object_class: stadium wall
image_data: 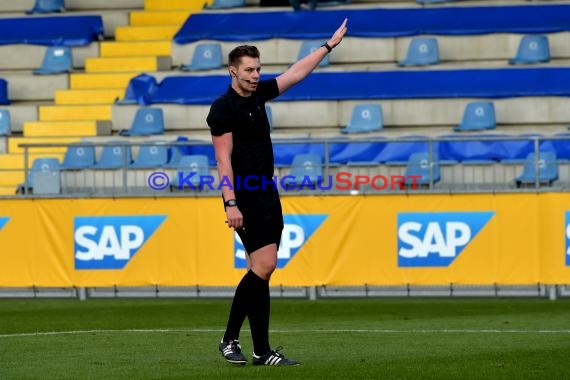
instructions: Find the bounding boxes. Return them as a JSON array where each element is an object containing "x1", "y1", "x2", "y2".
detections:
[{"x1": 1, "y1": 194, "x2": 569, "y2": 288}]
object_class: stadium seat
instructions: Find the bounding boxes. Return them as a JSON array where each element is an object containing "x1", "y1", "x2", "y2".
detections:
[
  {"x1": 93, "y1": 144, "x2": 132, "y2": 169},
  {"x1": 166, "y1": 136, "x2": 192, "y2": 168},
  {"x1": 341, "y1": 104, "x2": 383, "y2": 134},
  {"x1": 399, "y1": 37, "x2": 440, "y2": 67},
  {"x1": 33, "y1": 46, "x2": 72, "y2": 75},
  {"x1": 19, "y1": 157, "x2": 60, "y2": 194},
  {"x1": 130, "y1": 144, "x2": 168, "y2": 168},
  {"x1": 171, "y1": 155, "x2": 209, "y2": 190},
  {"x1": 117, "y1": 74, "x2": 159, "y2": 105},
  {"x1": 61, "y1": 144, "x2": 95, "y2": 169},
  {"x1": 0, "y1": 109, "x2": 11, "y2": 136},
  {"x1": 298, "y1": 41, "x2": 330, "y2": 67},
  {"x1": 31, "y1": 159, "x2": 61, "y2": 194},
  {"x1": 284, "y1": 153, "x2": 323, "y2": 189},
  {"x1": 207, "y1": 0, "x2": 246, "y2": 9},
  {"x1": 26, "y1": 0, "x2": 65, "y2": 14},
  {"x1": 509, "y1": 35, "x2": 551, "y2": 65},
  {"x1": 404, "y1": 152, "x2": 440, "y2": 186},
  {"x1": 120, "y1": 108, "x2": 164, "y2": 136},
  {"x1": 180, "y1": 43, "x2": 223, "y2": 71},
  {"x1": 454, "y1": 102, "x2": 496, "y2": 132},
  {"x1": 515, "y1": 151, "x2": 558, "y2": 187}
]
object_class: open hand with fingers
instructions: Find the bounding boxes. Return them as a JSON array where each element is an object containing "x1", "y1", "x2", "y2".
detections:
[{"x1": 327, "y1": 18, "x2": 348, "y2": 49}]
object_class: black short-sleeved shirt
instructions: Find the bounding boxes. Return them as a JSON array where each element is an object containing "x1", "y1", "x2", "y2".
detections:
[
  {"x1": 207, "y1": 79, "x2": 283, "y2": 253},
  {"x1": 207, "y1": 79, "x2": 280, "y2": 198}
]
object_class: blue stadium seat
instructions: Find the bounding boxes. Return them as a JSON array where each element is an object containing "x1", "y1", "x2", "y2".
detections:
[
  {"x1": 341, "y1": 104, "x2": 383, "y2": 134},
  {"x1": 93, "y1": 145, "x2": 132, "y2": 169},
  {"x1": 399, "y1": 37, "x2": 440, "y2": 67},
  {"x1": 33, "y1": 46, "x2": 72, "y2": 75},
  {"x1": 0, "y1": 109, "x2": 11, "y2": 136},
  {"x1": 120, "y1": 108, "x2": 164, "y2": 136},
  {"x1": 454, "y1": 102, "x2": 496, "y2": 132},
  {"x1": 61, "y1": 144, "x2": 95, "y2": 169},
  {"x1": 515, "y1": 151, "x2": 558, "y2": 186},
  {"x1": 130, "y1": 144, "x2": 168, "y2": 168},
  {"x1": 180, "y1": 43, "x2": 223, "y2": 71},
  {"x1": 166, "y1": 136, "x2": 192, "y2": 168},
  {"x1": 284, "y1": 153, "x2": 323, "y2": 189},
  {"x1": 19, "y1": 157, "x2": 60, "y2": 194},
  {"x1": 171, "y1": 155, "x2": 210, "y2": 190},
  {"x1": 509, "y1": 35, "x2": 550, "y2": 65},
  {"x1": 31, "y1": 158, "x2": 61, "y2": 194},
  {"x1": 265, "y1": 105, "x2": 273, "y2": 132},
  {"x1": 298, "y1": 41, "x2": 330, "y2": 67},
  {"x1": 26, "y1": 0, "x2": 65, "y2": 14},
  {"x1": 404, "y1": 152, "x2": 440, "y2": 186},
  {"x1": 207, "y1": 0, "x2": 246, "y2": 9}
]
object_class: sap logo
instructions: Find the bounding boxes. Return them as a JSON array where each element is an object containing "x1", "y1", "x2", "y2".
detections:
[
  {"x1": 235, "y1": 214, "x2": 327, "y2": 269},
  {"x1": 0, "y1": 217, "x2": 8, "y2": 231},
  {"x1": 398, "y1": 212, "x2": 494, "y2": 267},
  {"x1": 565, "y1": 211, "x2": 570, "y2": 267},
  {"x1": 74, "y1": 215, "x2": 166, "y2": 270}
]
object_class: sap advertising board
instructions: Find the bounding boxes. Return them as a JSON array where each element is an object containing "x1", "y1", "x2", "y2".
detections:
[
  {"x1": 69, "y1": 210, "x2": 570, "y2": 272},
  {"x1": 397, "y1": 212, "x2": 495, "y2": 267},
  {"x1": 74, "y1": 215, "x2": 166, "y2": 270}
]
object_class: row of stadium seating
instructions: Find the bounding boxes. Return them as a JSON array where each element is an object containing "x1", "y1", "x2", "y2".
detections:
[
  {"x1": 0, "y1": 100, "x2": 533, "y2": 137},
  {"x1": 16, "y1": 147, "x2": 561, "y2": 195},
  {"x1": 177, "y1": 34, "x2": 556, "y2": 71}
]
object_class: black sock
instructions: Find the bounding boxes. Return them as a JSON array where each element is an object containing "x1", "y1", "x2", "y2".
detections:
[
  {"x1": 248, "y1": 271, "x2": 271, "y2": 356},
  {"x1": 223, "y1": 270, "x2": 255, "y2": 342}
]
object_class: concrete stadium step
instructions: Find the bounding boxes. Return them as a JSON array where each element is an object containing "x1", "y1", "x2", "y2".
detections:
[
  {"x1": 144, "y1": 0, "x2": 209, "y2": 11},
  {"x1": 130, "y1": 10, "x2": 192, "y2": 26},
  {"x1": 39, "y1": 105, "x2": 112, "y2": 122},
  {"x1": 23, "y1": 121, "x2": 112, "y2": 137},
  {"x1": 8, "y1": 137, "x2": 81, "y2": 154},
  {"x1": 66, "y1": 0, "x2": 146, "y2": 10},
  {"x1": 55, "y1": 89, "x2": 124, "y2": 105},
  {"x1": 115, "y1": 25, "x2": 180, "y2": 41},
  {"x1": 70, "y1": 73, "x2": 139, "y2": 89},
  {"x1": 84, "y1": 56, "x2": 172, "y2": 73},
  {"x1": 100, "y1": 41, "x2": 172, "y2": 58},
  {"x1": 0, "y1": 153, "x2": 65, "y2": 169},
  {"x1": 3, "y1": 72, "x2": 67, "y2": 102},
  {"x1": 0, "y1": 44, "x2": 98, "y2": 70}
]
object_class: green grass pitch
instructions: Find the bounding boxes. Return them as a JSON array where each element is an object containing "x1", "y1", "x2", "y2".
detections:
[{"x1": 1, "y1": 298, "x2": 569, "y2": 379}]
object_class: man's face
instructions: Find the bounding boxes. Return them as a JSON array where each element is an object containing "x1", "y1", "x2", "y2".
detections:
[{"x1": 232, "y1": 56, "x2": 261, "y2": 93}]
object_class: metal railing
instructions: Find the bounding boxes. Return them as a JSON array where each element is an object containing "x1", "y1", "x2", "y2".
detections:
[{"x1": 1, "y1": 135, "x2": 568, "y2": 197}]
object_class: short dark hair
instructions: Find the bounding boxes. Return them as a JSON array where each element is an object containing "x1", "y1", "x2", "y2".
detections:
[{"x1": 228, "y1": 45, "x2": 260, "y2": 67}]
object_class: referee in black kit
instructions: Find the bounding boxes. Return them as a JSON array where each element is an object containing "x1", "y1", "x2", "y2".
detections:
[{"x1": 207, "y1": 19, "x2": 348, "y2": 366}]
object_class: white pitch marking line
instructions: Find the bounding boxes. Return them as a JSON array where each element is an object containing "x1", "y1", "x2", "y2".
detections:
[{"x1": 1, "y1": 328, "x2": 570, "y2": 339}]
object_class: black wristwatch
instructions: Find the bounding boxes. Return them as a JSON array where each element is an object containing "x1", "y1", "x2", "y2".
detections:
[
  {"x1": 321, "y1": 42, "x2": 333, "y2": 53},
  {"x1": 224, "y1": 199, "x2": 237, "y2": 208}
]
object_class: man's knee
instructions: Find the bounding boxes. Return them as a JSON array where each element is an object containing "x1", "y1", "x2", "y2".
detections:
[
  {"x1": 250, "y1": 244, "x2": 278, "y2": 279},
  {"x1": 252, "y1": 256, "x2": 276, "y2": 279}
]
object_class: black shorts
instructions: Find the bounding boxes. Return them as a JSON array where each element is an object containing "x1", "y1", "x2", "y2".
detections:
[{"x1": 234, "y1": 190, "x2": 284, "y2": 254}]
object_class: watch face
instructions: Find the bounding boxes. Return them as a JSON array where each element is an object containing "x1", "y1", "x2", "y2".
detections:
[{"x1": 226, "y1": 199, "x2": 237, "y2": 207}]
